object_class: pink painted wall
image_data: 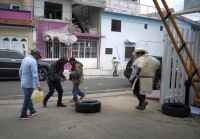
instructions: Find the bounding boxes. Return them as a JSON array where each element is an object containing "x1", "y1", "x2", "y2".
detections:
[
  {"x1": 0, "y1": 9, "x2": 31, "y2": 19},
  {"x1": 37, "y1": 20, "x2": 71, "y2": 69},
  {"x1": 37, "y1": 20, "x2": 101, "y2": 69}
]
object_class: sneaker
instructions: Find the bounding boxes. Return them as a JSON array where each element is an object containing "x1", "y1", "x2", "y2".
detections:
[
  {"x1": 69, "y1": 99, "x2": 76, "y2": 103},
  {"x1": 43, "y1": 100, "x2": 47, "y2": 107},
  {"x1": 79, "y1": 94, "x2": 86, "y2": 101},
  {"x1": 56, "y1": 103, "x2": 66, "y2": 107},
  {"x1": 19, "y1": 115, "x2": 31, "y2": 120},
  {"x1": 30, "y1": 110, "x2": 38, "y2": 116},
  {"x1": 140, "y1": 100, "x2": 148, "y2": 110}
]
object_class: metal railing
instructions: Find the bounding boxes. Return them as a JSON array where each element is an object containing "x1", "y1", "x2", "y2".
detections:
[
  {"x1": 71, "y1": 0, "x2": 106, "y2": 8},
  {"x1": 105, "y1": 0, "x2": 164, "y2": 19}
]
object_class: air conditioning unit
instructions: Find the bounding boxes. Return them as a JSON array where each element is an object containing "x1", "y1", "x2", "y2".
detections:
[{"x1": 10, "y1": 4, "x2": 21, "y2": 10}]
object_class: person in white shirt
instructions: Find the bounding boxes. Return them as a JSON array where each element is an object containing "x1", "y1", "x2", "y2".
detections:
[{"x1": 111, "y1": 56, "x2": 120, "y2": 76}]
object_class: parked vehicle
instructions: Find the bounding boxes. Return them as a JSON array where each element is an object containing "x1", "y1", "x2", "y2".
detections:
[
  {"x1": 124, "y1": 55, "x2": 162, "y2": 90},
  {"x1": 0, "y1": 49, "x2": 50, "y2": 81}
]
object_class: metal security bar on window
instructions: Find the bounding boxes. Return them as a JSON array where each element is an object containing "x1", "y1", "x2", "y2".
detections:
[
  {"x1": 79, "y1": 40, "x2": 84, "y2": 58},
  {"x1": 85, "y1": 48, "x2": 91, "y2": 58},
  {"x1": 105, "y1": 48, "x2": 113, "y2": 54},
  {"x1": 54, "y1": 42, "x2": 60, "y2": 58},
  {"x1": 46, "y1": 42, "x2": 52, "y2": 58},
  {"x1": 91, "y1": 41, "x2": 97, "y2": 58},
  {"x1": 85, "y1": 40, "x2": 91, "y2": 58},
  {"x1": 60, "y1": 43, "x2": 68, "y2": 57},
  {"x1": 125, "y1": 47, "x2": 135, "y2": 58},
  {"x1": 72, "y1": 42, "x2": 79, "y2": 58}
]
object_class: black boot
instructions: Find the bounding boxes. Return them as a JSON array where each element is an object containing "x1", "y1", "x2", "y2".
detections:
[
  {"x1": 56, "y1": 103, "x2": 66, "y2": 107},
  {"x1": 43, "y1": 100, "x2": 47, "y2": 107}
]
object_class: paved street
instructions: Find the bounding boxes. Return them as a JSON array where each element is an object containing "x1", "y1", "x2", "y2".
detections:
[
  {"x1": 0, "y1": 76, "x2": 131, "y2": 100},
  {"x1": 0, "y1": 75, "x2": 199, "y2": 139},
  {"x1": 0, "y1": 91, "x2": 200, "y2": 139}
]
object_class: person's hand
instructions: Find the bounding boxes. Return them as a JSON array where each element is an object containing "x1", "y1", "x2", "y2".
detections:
[
  {"x1": 38, "y1": 87, "x2": 42, "y2": 91},
  {"x1": 129, "y1": 80, "x2": 132, "y2": 84},
  {"x1": 60, "y1": 78, "x2": 65, "y2": 82},
  {"x1": 63, "y1": 78, "x2": 67, "y2": 81}
]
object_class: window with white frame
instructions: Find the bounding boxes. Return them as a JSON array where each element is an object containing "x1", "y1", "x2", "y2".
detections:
[
  {"x1": 45, "y1": 42, "x2": 68, "y2": 58},
  {"x1": 72, "y1": 40, "x2": 97, "y2": 58},
  {"x1": 91, "y1": 41, "x2": 97, "y2": 58}
]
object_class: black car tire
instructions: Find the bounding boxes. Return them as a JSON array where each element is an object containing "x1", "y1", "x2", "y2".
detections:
[
  {"x1": 38, "y1": 68, "x2": 47, "y2": 81},
  {"x1": 75, "y1": 100, "x2": 101, "y2": 113},
  {"x1": 162, "y1": 103, "x2": 191, "y2": 118}
]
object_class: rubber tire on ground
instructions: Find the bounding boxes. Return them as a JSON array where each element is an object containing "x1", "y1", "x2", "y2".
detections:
[
  {"x1": 75, "y1": 100, "x2": 101, "y2": 113},
  {"x1": 38, "y1": 68, "x2": 47, "y2": 81},
  {"x1": 162, "y1": 103, "x2": 191, "y2": 118}
]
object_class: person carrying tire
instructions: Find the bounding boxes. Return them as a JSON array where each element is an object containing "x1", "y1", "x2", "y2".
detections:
[
  {"x1": 43, "y1": 56, "x2": 68, "y2": 107},
  {"x1": 129, "y1": 48, "x2": 160, "y2": 110},
  {"x1": 68, "y1": 57, "x2": 86, "y2": 103}
]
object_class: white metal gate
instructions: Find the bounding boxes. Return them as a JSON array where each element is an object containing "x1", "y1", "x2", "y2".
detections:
[
  {"x1": 159, "y1": 28, "x2": 200, "y2": 110},
  {"x1": 0, "y1": 36, "x2": 28, "y2": 56}
]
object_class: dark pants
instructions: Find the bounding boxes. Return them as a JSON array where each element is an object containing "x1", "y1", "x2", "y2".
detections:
[
  {"x1": 133, "y1": 79, "x2": 146, "y2": 106},
  {"x1": 44, "y1": 81, "x2": 63, "y2": 104}
]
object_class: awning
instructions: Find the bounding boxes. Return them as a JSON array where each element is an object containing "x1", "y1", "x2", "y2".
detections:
[
  {"x1": 0, "y1": 17, "x2": 34, "y2": 28},
  {"x1": 43, "y1": 25, "x2": 77, "y2": 45},
  {"x1": 124, "y1": 39, "x2": 136, "y2": 43},
  {"x1": 173, "y1": 7, "x2": 200, "y2": 15}
]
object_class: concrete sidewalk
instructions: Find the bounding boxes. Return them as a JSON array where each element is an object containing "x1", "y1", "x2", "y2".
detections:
[
  {"x1": 0, "y1": 91, "x2": 200, "y2": 139},
  {"x1": 64, "y1": 69, "x2": 124, "y2": 76}
]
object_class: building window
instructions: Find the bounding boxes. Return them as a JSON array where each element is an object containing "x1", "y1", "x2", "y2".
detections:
[
  {"x1": 144, "y1": 24, "x2": 148, "y2": 29},
  {"x1": 72, "y1": 42, "x2": 79, "y2": 58},
  {"x1": 12, "y1": 38, "x2": 18, "y2": 41},
  {"x1": 125, "y1": 47, "x2": 135, "y2": 58},
  {"x1": 111, "y1": 19, "x2": 121, "y2": 32},
  {"x1": 105, "y1": 48, "x2": 113, "y2": 54},
  {"x1": 0, "y1": 3, "x2": 10, "y2": 9},
  {"x1": 160, "y1": 26, "x2": 163, "y2": 31},
  {"x1": 11, "y1": 5, "x2": 20, "y2": 10},
  {"x1": 21, "y1": 38, "x2": 27, "y2": 41},
  {"x1": 91, "y1": 41, "x2": 97, "y2": 58},
  {"x1": 45, "y1": 42, "x2": 68, "y2": 58},
  {"x1": 72, "y1": 40, "x2": 97, "y2": 58},
  {"x1": 44, "y1": 2, "x2": 62, "y2": 20},
  {"x1": 3, "y1": 37, "x2": 9, "y2": 41}
]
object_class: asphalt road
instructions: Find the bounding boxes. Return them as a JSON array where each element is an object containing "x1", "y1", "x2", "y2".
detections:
[{"x1": 0, "y1": 76, "x2": 132, "y2": 100}]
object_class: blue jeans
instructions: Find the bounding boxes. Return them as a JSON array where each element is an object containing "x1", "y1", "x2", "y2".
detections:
[
  {"x1": 113, "y1": 68, "x2": 117, "y2": 76},
  {"x1": 21, "y1": 88, "x2": 35, "y2": 116},
  {"x1": 72, "y1": 84, "x2": 84, "y2": 101}
]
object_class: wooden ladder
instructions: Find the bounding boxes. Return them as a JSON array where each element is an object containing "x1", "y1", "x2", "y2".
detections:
[{"x1": 153, "y1": 0, "x2": 200, "y2": 104}]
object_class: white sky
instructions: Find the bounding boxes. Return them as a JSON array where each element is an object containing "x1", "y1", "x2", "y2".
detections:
[{"x1": 140, "y1": 0, "x2": 200, "y2": 21}]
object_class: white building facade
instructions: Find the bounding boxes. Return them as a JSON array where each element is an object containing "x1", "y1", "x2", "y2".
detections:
[{"x1": 100, "y1": 10, "x2": 200, "y2": 70}]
